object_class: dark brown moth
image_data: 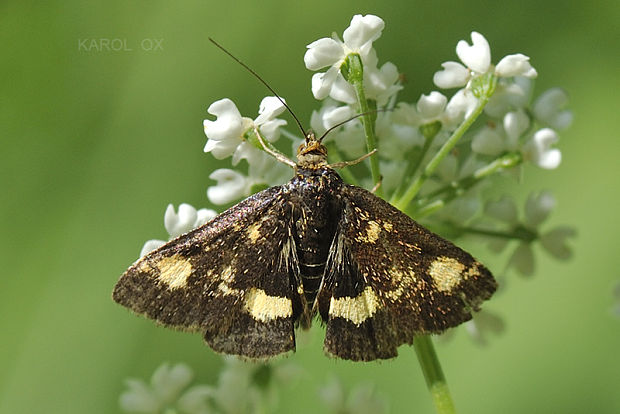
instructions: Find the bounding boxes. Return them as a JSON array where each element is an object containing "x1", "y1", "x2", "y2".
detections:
[
  {"x1": 113, "y1": 39, "x2": 497, "y2": 361},
  {"x1": 113, "y1": 129, "x2": 497, "y2": 361}
]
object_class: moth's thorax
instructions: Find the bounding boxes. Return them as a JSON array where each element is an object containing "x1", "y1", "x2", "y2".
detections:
[{"x1": 288, "y1": 167, "x2": 342, "y2": 310}]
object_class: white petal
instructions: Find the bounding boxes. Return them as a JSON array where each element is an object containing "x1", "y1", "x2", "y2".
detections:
[
  {"x1": 509, "y1": 243, "x2": 535, "y2": 276},
  {"x1": 321, "y1": 105, "x2": 355, "y2": 130},
  {"x1": 537, "y1": 148, "x2": 562, "y2": 169},
  {"x1": 485, "y1": 77, "x2": 533, "y2": 118},
  {"x1": 231, "y1": 141, "x2": 262, "y2": 166},
  {"x1": 254, "y1": 96, "x2": 286, "y2": 125},
  {"x1": 328, "y1": 74, "x2": 357, "y2": 104},
  {"x1": 433, "y1": 61, "x2": 469, "y2": 89},
  {"x1": 523, "y1": 128, "x2": 562, "y2": 169},
  {"x1": 195, "y1": 208, "x2": 217, "y2": 226},
  {"x1": 342, "y1": 14, "x2": 385, "y2": 51},
  {"x1": 443, "y1": 89, "x2": 478, "y2": 128},
  {"x1": 533, "y1": 88, "x2": 573, "y2": 130},
  {"x1": 417, "y1": 91, "x2": 447, "y2": 119},
  {"x1": 311, "y1": 67, "x2": 339, "y2": 100},
  {"x1": 207, "y1": 169, "x2": 249, "y2": 205},
  {"x1": 151, "y1": 363, "x2": 193, "y2": 403},
  {"x1": 203, "y1": 137, "x2": 240, "y2": 160},
  {"x1": 139, "y1": 239, "x2": 166, "y2": 257},
  {"x1": 456, "y1": 32, "x2": 491, "y2": 73},
  {"x1": 119, "y1": 379, "x2": 159, "y2": 413},
  {"x1": 364, "y1": 61, "x2": 401, "y2": 105},
  {"x1": 203, "y1": 98, "x2": 244, "y2": 142},
  {"x1": 392, "y1": 102, "x2": 422, "y2": 126},
  {"x1": 524, "y1": 191, "x2": 555, "y2": 228},
  {"x1": 164, "y1": 203, "x2": 198, "y2": 237},
  {"x1": 485, "y1": 196, "x2": 518, "y2": 224},
  {"x1": 540, "y1": 226, "x2": 575, "y2": 260},
  {"x1": 471, "y1": 126, "x2": 505, "y2": 156},
  {"x1": 304, "y1": 37, "x2": 344, "y2": 70},
  {"x1": 503, "y1": 109, "x2": 530, "y2": 149},
  {"x1": 177, "y1": 385, "x2": 214, "y2": 414},
  {"x1": 496, "y1": 53, "x2": 538, "y2": 78},
  {"x1": 258, "y1": 118, "x2": 287, "y2": 142}
]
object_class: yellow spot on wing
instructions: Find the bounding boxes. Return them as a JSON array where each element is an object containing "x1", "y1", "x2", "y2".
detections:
[
  {"x1": 244, "y1": 288, "x2": 292, "y2": 322},
  {"x1": 329, "y1": 286, "x2": 380, "y2": 325},
  {"x1": 384, "y1": 267, "x2": 416, "y2": 300},
  {"x1": 156, "y1": 254, "x2": 193, "y2": 289},
  {"x1": 246, "y1": 222, "x2": 263, "y2": 242},
  {"x1": 429, "y1": 256, "x2": 465, "y2": 292},
  {"x1": 366, "y1": 220, "x2": 381, "y2": 243}
]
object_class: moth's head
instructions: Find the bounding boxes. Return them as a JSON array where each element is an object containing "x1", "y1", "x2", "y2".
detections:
[{"x1": 296, "y1": 130, "x2": 328, "y2": 167}]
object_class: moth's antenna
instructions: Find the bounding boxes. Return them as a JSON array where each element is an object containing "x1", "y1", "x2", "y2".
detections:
[
  {"x1": 209, "y1": 37, "x2": 307, "y2": 137},
  {"x1": 318, "y1": 109, "x2": 388, "y2": 142}
]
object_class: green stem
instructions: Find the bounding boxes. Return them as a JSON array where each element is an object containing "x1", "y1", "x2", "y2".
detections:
[
  {"x1": 455, "y1": 224, "x2": 538, "y2": 242},
  {"x1": 414, "y1": 335, "x2": 456, "y2": 414},
  {"x1": 344, "y1": 53, "x2": 383, "y2": 198},
  {"x1": 413, "y1": 151, "x2": 523, "y2": 218},
  {"x1": 390, "y1": 125, "x2": 439, "y2": 205},
  {"x1": 393, "y1": 95, "x2": 488, "y2": 211}
]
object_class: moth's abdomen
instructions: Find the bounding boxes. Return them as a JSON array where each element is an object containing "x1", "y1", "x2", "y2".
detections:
[{"x1": 290, "y1": 169, "x2": 342, "y2": 309}]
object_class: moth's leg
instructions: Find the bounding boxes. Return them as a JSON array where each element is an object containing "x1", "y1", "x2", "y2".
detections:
[
  {"x1": 328, "y1": 149, "x2": 377, "y2": 169},
  {"x1": 370, "y1": 177, "x2": 382, "y2": 194},
  {"x1": 254, "y1": 126, "x2": 296, "y2": 168}
]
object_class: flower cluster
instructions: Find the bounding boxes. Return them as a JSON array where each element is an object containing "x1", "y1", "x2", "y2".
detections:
[
  {"x1": 319, "y1": 377, "x2": 388, "y2": 414},
  {"x1": 482, "y1": 191, "x2": 575, "y2": 276},
  {"x1": 119, "y1": 358, "x2": 302, "y2": 414}
]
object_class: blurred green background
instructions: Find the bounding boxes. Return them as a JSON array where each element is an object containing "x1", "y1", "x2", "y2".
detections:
[{"x1": 1, "y1": 1, "x2": 619, "y2": 413}]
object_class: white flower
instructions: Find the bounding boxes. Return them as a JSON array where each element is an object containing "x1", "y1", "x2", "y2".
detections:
[
  {"x1": 310, "y1": 102, "x2": 356, "y2": 134},
  {"x1": 319, "y1": 378, "x2": 387, "y2": 414},
  {"x1": 164, "y1": 203, "x2": 215, "y2": 238},
  {"x1": 394, "y1": 91, "x2": 448, "y2": 127},
  {"x1": 140, "y1": 204, "x2": 217, "y2": 257},
  {"x1": 533, "y1": 88, "x2": 573, "y2": 130},
  {"x1": 471, "y1": 109, "x2": 529, "y2": 156},
  {"x1": 443, "y1": 89, "x2": 479, "y2": 129},
  {"x1": 433, "y1": 31, "x2": 537, "y2": 90},
  {"x1": 305, "y1": 14, "x2": 400, "y2": 104},
  {"x1": 206, "y1": 356, "x2": 302, "y2": 414},
  {"x1": 119, "y1": 363, "x2": 210, "y2": 414},
  {"x1": 207, "y1": 168, "x2": 252, "y2": 205},
  {"x1": 484, "y1": 192, "x2": 574, "y2": 276},
  {"x1": 304, "y1": 14, "x2": 384, "y2": 71},
  {"x1": 203, "y1": 97, "x2": 287, "y2": 163},
  {"x1": 484, "y1": 76, "x2": 534, "y2": 117},
  {"x1": 364, "y1": 60, "x2": 402, "y2": 105},
  {"x1": 522, "y1": 127, "x2": 562, "y2": 169},
  {"x1": 463, "y1": 310, "x2": 505, "y2": 346},
  {"x1": 309, "y1": 102, "x2": 367, "y2": 158}
]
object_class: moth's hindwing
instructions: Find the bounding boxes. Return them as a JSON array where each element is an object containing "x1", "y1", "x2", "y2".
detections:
[
  {"x1": 113, "y1": 186, "x2": 302, "y2": 359},
  {"x1": 319, "y1": 185, "x2": 497, "y2": 361}
]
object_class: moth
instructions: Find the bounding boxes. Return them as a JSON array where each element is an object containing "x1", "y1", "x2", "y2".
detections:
[{"x1": 113, "y1": 42, "x2": 497, "y2": 362}]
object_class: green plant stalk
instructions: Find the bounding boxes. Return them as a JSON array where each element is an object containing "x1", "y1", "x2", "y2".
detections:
[
  {"x1": 390, "y1": 124, "x2": 439, "y2": 204},
  {"x1": 413, "y1": 151, "x2": 523, "y2": 218},
  {"x1": 456, "y1": 224, "x2": 538, "y2": 242},
  {"x1": 393, "y1": 95, "x2": 489, "y2": 211},
  {"x1": 414, "y1": 335, "x2": 456, "y2": 414},
  {"x1": 345, "y1": 53, "x2": 383, "y2": 198}
]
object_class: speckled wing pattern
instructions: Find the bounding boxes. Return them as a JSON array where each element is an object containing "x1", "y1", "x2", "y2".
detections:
[
  {"x1": 319, "y1": 185, "x2": 497, "y2": 361},
  {"x1": 113, "y1": 185, "x2": 303, "y2": 359}
]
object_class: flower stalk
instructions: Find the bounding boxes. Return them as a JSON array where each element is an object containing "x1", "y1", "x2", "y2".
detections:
[{"x1": 342, "y1": 53, "x2": 383, "y2": 197}]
